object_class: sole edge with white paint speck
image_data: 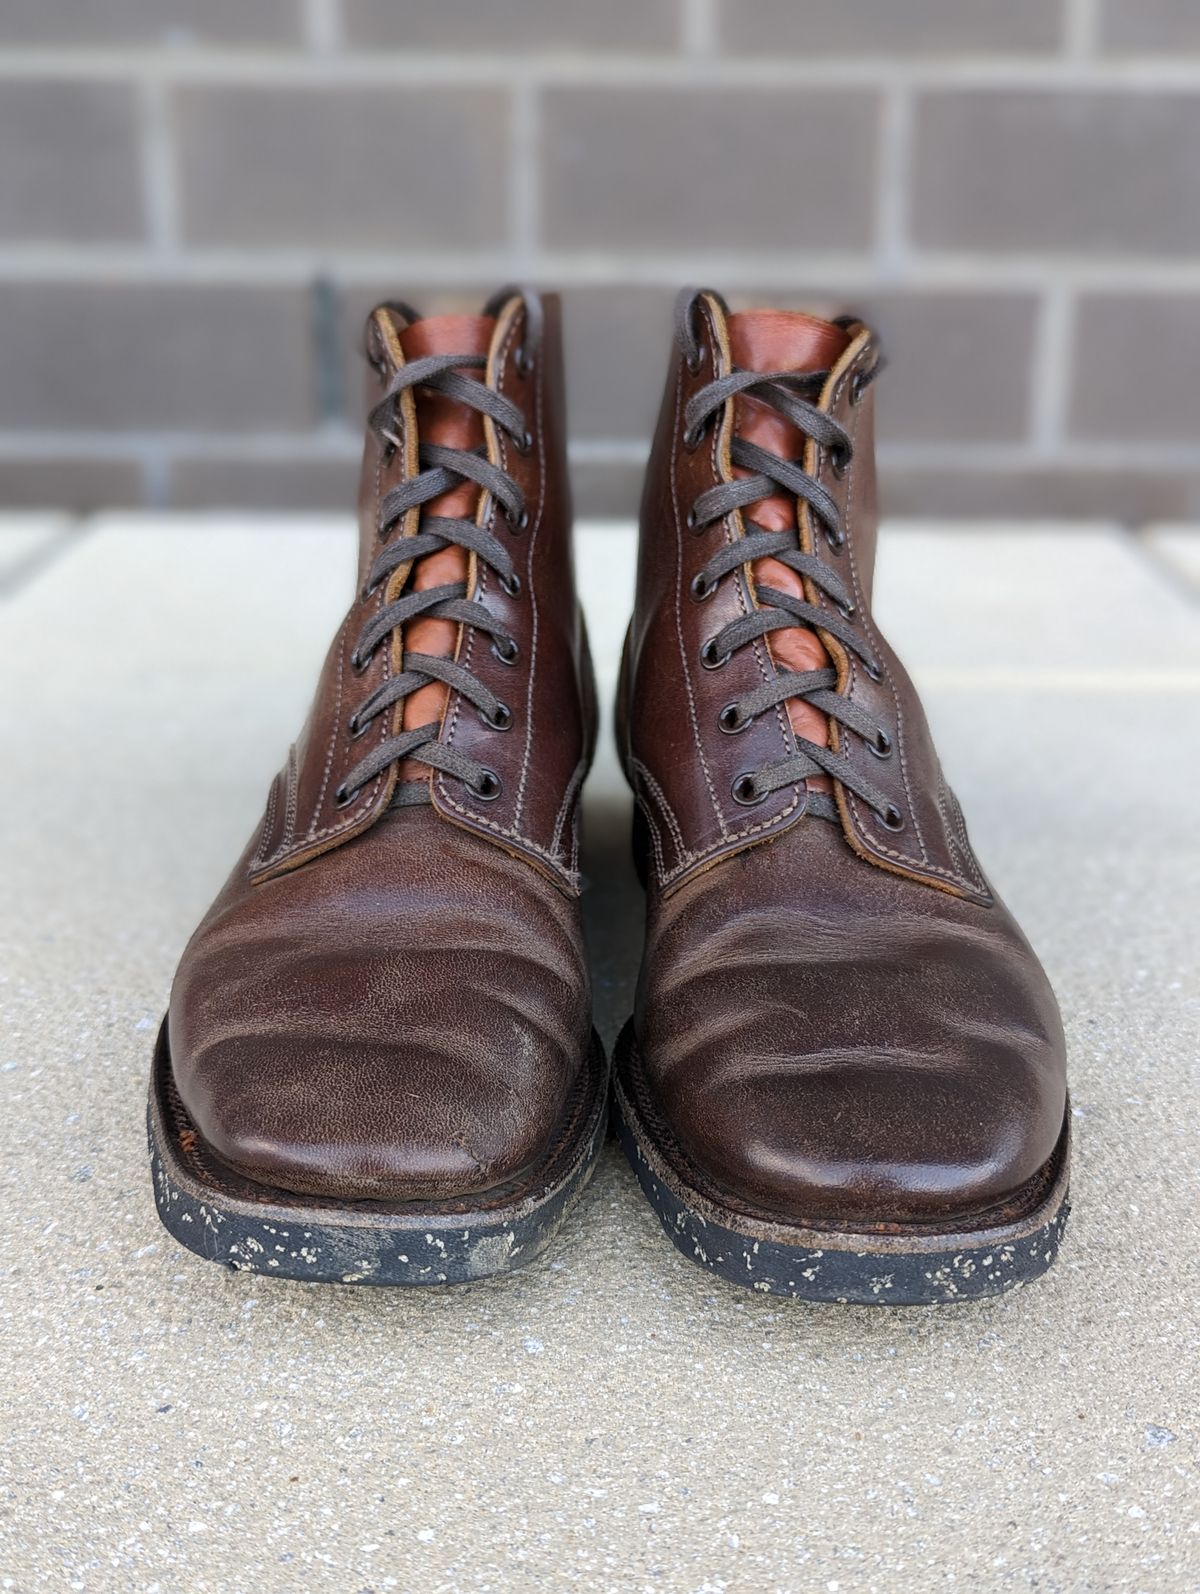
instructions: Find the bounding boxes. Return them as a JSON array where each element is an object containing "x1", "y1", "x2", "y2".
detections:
[
  {"x1": 614, "y1": 1024, "x2": 1070, "y2": 1307},
  {"x1": 147, "y1": 1021, "x2": 608, "y2": 1287}
]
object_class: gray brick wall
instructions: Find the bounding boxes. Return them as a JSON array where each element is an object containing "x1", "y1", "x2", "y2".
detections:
[{"x1": 0, "y1": 0, "x2": 1198, "y2": 522}]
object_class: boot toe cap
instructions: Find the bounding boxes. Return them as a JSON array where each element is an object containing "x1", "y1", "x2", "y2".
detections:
[
  {"x1": 669, "y1": 1046, "x2": 1063, "y2": 1227},
  {"x1": 184, "y1": 1027, "x2": 566, "y2": 1202}
]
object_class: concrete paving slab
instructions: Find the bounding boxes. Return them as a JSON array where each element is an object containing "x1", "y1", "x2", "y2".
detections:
[
  {"x1": 0, "y1": 513, "x2": 76, "y2": 595},
  {"x1": 1142, "y1": 525, "x2": 1200, "y2": 597},
  {"x1": 1, "y1": 517, "x2": 1198, "y2": 1593},
  {"x1": 874, "y1": 522, "x2": 1200, "y2": 677}
]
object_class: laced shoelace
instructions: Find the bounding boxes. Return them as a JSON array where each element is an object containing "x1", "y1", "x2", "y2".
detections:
[
  {"x1": 675, "y1": 289, "x2": 902, "y2": 831},
  {"x1": 335, "y1": 290, "x2": 542, "y2": 810}
]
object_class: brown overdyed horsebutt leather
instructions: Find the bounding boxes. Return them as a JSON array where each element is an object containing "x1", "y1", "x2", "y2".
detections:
[
  {"x1": 618, "y1": 290, "x2": 1069, "y2": 1270},
  {"x1": 163, "y1": 290, "x2": 599, "y2": 1221}
]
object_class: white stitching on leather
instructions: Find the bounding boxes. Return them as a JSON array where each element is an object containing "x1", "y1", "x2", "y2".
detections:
[{"x1": 670, "y1": 341, "x2": 728, "y2": 838}]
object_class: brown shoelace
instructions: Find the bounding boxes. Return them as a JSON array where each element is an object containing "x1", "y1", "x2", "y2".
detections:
[
  {"x1": 336, "y1": 289, "x2": 542, "y2": 810},
  {"x1": 675, "y1": 287, "x2": 900, "y2": 829}
]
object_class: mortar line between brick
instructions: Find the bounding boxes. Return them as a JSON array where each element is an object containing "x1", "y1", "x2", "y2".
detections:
[
  {"x1": 0, "y1": 251, "x2": 1198, "y2": 293},
  {"x1": 1064, "y1": 0, "x2": 1099, "y2": 59},
  {"x1": 1029, "y1": 284, "x2": 1076, "y2": 456},
  {"x1": 874, "y1": 82, "x2": 914, "y2": 277},
  {"x1": 5, "y1": 52, "x2": 1200, "y2": 89},
  {"x1": 682, "y1": 0, "x2": 716, "y2": 57},
  {"x1": 302, "y1": 0, "x2": 342, "y2": 53},
  {"x1": 3, "y1": 430, "x2": 1198, "y2": 468},
  {"x1": 138, "y1": 77, "x2": 178, "y2": 253},
  {"x1": 509, "y1": 81, "x2": 540, "y2": 268}
]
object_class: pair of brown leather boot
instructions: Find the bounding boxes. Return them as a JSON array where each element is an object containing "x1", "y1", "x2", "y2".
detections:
[{"x1": 149, "y1": 287, "x2": 1070, "y2": 1305}]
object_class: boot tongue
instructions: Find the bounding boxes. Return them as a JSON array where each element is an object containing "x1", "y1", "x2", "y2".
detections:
[
  {"x1": 726, "y1": 310, "x2": 850, "y2": 760},
  {"x1": 391, "y1": 314, "x2": 495, "y2": 769}
]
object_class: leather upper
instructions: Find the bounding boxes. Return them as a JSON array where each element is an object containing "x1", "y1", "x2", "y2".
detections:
[
  {"x1": 168, "y1": 291, "x2": 594, "y2": 1203},
  {"x1": 626, "y1": 292, "x2": 992, "y2": 902},
  {"x1": 170, "y1": 809, "x2": 590, "y2": 1201},
  {"x1": 623, "y1": 292, "x2": 1068, "y2": 1228},
  {"x1": 250, "y1": 294, "x2": 591, "y2": 893},
  {"x1": 633, "y1": 819, "x2": 1065, "y2": 1226}
]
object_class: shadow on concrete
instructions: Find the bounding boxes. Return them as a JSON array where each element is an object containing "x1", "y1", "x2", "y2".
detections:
[{"x1": 579, "y1": 784, "x2": 642, "y2": 1055}]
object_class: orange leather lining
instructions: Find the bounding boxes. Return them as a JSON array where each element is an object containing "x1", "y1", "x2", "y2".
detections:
[
  {"x1": 726, "y1": 311, "x2": 850, "y2": 764},
  {"x1": 395, "y1": 314, "x2": 496, "y2": 776}
]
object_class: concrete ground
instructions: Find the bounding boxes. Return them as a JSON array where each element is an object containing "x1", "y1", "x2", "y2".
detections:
[{"x1": 1, "y1": 514, "x2": 1197, "y2": 1594}]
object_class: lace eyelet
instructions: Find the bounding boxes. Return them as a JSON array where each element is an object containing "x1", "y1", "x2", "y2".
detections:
[
  {"x1": 690, "y1": 571, "x2": 716, "y2": 602},
  {"x1": 683, "y1": 422, "x2": 706, "y2": 453},
  {"x1": 686, "y1": 341, "x2": 706, "y2": 376},
  {"x1": 350, "y1": 647, "x2": 371, "y2": 674},
  {"x1": 863, "y1": 657, "x2": 883, "y2": 683},
  {"x1": 718, "y1": 702, "x2": 751, "y2": 735},
  {"x1": 868, "y1": 728, "x2": 893, "y2": 759},
  {"x1": 334, "y1": 782, "x2": 361, "y2": 809},
  {"x1": 700, "y1": 638, "x2": 731, "y2": 671},
  {"x1": 348, "y1": 711, "x2": 369, "y2": 740},
  {"x1": 513, "y1": 429, "x2": 533, "y2": 455},
  {"x1": 829, "y1": 445, "x2": 851, "y2": 480},
  {"x1": 472, "y1": 768, "x2": 503, "y2": 802},
  {"x1": 824, "y1": 527, "x2": 846, "y2": 554},
  {"x1": 835, "y1": 597, "x2": 856, "y2": 620},
  {"x1": 850, "y1": 371, "x2": 868, "y2": 407},
  {"x1": 731, "y1": 772, "x2": 767, "y2": 807},
  {"x1": 480, "y1": 701, "x2": 513, "y2": 732},
  {"x1": 515, "y1": 346, "x2": 535, "y2": 377},
  {"x1": 510, "y1": 506, "x2": 529, "y2": 533},
  {"x1": 500, "y1": 571, "x2": 522, "y2": 598},
  {"x1": 875, "y1": 803, "x2": 904, "y2": 832},
  {"x1": 492, "y1": 636, "x2": 520, "y2": 666},
  {"x1": 686, "y1": 506, "x2": 703, "y2": 532}
]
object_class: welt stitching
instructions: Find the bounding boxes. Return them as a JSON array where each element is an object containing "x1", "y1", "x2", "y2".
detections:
[{"x1": 670, "y1": 347, "x2": 727, "y2": 839}]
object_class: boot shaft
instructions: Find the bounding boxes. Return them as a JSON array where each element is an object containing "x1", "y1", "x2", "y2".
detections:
[
  {"x1": 252, "y1": 289, "x2": 593, "y2": 892},
  {"x1": 623, "y1": 288, "x2": 990, "y2": 903}
]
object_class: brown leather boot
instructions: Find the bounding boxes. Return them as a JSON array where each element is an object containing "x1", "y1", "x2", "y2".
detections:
[
  {"x1": 149, "y1": 288, "x2": 607, "y2": 1285},
  {"x1": 615, "y1": 288, "x2": 1070, "y2": 1304}
]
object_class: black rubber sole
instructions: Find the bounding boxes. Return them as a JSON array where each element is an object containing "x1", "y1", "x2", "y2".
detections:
[
  {"x1": 615, "y1": 1023, "x2": 1071, "y2": 1306},
  {"x1": 148, "y1": 1020, "x2": 609, "y2": 1287}
]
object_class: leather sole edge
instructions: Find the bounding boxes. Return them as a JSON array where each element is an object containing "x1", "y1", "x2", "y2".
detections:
[
  {"x1": 147, "y1": 1021, "x2": 609, "y2": 1287},
  {"x1": 615, "y1": 1023, "x2": 1071, "y2": 1307}
]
